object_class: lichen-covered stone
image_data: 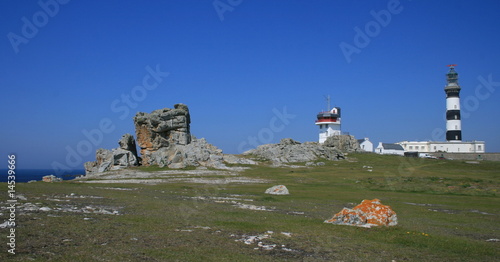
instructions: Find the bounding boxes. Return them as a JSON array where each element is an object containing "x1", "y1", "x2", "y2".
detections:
[
  {"x1": 324, "y1": 199, "x2": 398, "y2": 228},
  {"x1": 42, "y1": 175, "x2": 62, "y2": 182}
]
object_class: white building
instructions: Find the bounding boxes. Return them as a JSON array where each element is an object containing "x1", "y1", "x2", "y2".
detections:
[
  {"x1": 397, "y1": 141, "x2": 485, "y2": 153},
  {"x1": 376, "y1": 143, "x2": 405, "y2": 155},
  {"x1": 357, "y1": 138, "x2": 373, "y2": 152}
]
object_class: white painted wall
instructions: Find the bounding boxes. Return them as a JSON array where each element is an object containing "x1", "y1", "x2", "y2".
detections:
[
  {"x1": 375, "y1": 142, "x2": 404, "y2": 155},
  {"x1": 318, "y1": 124, "x2": 341, "y2": 143},
  {"x1": 359, "y1": 138, "x2": 373, "y2": 152},
  {"x1": 397, "y1": 141, "x2": 485, "y2": 153}
]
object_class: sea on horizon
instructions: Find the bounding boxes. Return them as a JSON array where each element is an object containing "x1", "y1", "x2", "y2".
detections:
[{"x1": 0, "y1": 169, "x2": 85, "y2": 183}]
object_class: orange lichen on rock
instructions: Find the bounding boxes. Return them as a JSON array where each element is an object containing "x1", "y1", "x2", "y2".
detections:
[{"x1": 324, "y1": 199, "x2": 397, "y2": 228}]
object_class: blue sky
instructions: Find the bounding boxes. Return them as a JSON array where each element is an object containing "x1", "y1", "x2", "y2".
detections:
[{"x1": 1, "y1": 0, "x2": 499, "y2": 170}]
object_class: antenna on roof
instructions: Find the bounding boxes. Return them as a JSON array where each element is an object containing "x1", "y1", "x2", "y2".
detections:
[{"x1": 324, "y1": 95, "x2": 331, "y2": 111}]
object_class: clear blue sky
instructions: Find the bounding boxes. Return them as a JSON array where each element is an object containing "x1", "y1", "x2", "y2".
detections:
[{"x1": 1, "y1": 0, "x2": 500, "y2": 170}]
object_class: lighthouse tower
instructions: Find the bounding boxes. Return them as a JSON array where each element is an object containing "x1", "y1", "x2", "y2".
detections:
[
  {"x1": 444, "y1": 65, "x2": 462, "y2": 141},
  {"x1": 315, "y1": 97, "x2": 341, "y2": 143}
]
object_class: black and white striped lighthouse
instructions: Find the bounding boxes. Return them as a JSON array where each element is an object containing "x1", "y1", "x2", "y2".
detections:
[{"x1": 444, "y1": 65, "x2": 462, "y2": 141}]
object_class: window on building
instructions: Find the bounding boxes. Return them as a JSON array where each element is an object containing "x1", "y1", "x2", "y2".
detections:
[
  {"x1": 409, "y1": 146, "x2": 413, "y2": 150},
  {"x1": 434, "y1": 146, "x2": 437, "y2": 150},
  {"x1": 478, "y1": 145, "x2": 482, "y2": 150},
  {"x1": 454, "y1": 105, "x2": 457, "y2": 109}
]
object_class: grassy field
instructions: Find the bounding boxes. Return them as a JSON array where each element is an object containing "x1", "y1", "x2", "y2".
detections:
[{"x1": 1, "y1": 153, "x2": 499, "y2": 261}]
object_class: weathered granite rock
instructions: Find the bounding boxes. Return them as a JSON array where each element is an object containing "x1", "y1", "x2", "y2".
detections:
[
  {"x1": 84, "y1": 148, "x2": 113, "y2": 174},
  {"x1": 84, "y1": 134, "x2": 140, "y2": 175},
  {"x1": 223, "y1": 154, "x2": 257, "y2": 165},
  {"x1": 324, "y1": 199, "x2": 398, "y2": 228},
  {"x1": 134, "y1": 104, "x2": 191, "y2": 164},
  {"x1": 147, "y1": 137, "x2": 227, "y2": 169},
  {"x1": 265, "y1": 185, "x2": 289, "y2": 195},
  {"x1": 243, "y1": 138, "x2": 343, "y2": 163},
  {"x1": 323, "y1": 135, "x2": 360, "y2": 152},
  {"x1": 132, "y1": 104, "x2": 227, "y2": 169},
  {"x1": 119, "y1": 133, "x2": 138, "y2": 155}
]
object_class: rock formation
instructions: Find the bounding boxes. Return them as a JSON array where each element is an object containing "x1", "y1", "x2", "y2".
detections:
[
  {"x1": 84, "y1": 104, "x2": 230, "y2": 174},
  {"x1": 84, "y1": 133, "x2": 140, "y2": 175},
  {"x1": 133, "y1": 103, "x2": 191, "y2": 165},
  {"x1": 265, "y1": 185, "x2": 289, "y2": 195},
  {"x1": 146, "y1": 136, "x2": 226, "y2": 169},
  {"x1": 324, "y1": 199, "x2": 398, "y2": 228},
  {"x1": 243, "y1": 138, "x2": 343, "y2": 163},
  {"x1": 323, "y1": 135, "x2": 360, "y2": 152},
  {"x1": 223, "y1": 154, "x2": 257, "y2": 165},
  {"x1": 133, "y1": 104, "x2": 227, "y2": 169}
]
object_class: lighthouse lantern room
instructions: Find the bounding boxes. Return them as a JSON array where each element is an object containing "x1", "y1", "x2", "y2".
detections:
[{"x1": 316, "y1": 102, "x2": 341, "y2": 144}]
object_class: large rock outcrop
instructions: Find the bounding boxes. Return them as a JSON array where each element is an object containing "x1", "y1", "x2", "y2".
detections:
[
  {"x1": 324, "y1": 199, "x2": 398, "y2": 228},
  {"x1": 133, "y1": 104, "x2": 227, "y2": 169},
  {"x1": 243, "y1": 138, "x2": 344, "y2": 163},
  {"x1": 146, "y1": 136, "x2": 226, "y2": 169},
  {"x1": 323, "y1": 135, "x2": 360, "y2": 152},
  {"x1": 84, "y1": 133, "x2": 140, "y2": 175},
  {"x1": 134, "y1": 103, "x2": 191, "y2": 164}
]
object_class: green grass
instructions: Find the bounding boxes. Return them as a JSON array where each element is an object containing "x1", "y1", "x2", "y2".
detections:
[{"x1": 1, "y1": 153, "x2": 499, "y2": 261}]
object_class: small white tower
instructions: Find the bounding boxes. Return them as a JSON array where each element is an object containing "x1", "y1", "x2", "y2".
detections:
[
  {"x1": 315, "y1": 96, "x2": 341, "y2": 144},
  {"x1": 444, "y1": 65, "x2": 462, "y2": 141}
]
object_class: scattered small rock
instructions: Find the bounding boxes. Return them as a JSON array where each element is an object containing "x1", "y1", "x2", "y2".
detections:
[
  {"x1": 42, "y1": 175, "x2": 62, "y2": 182},
  {"x1": 0, "y1": 221, "x2": 14, "y2": 228},
  {"x1": 265, "y1": 185, "x2": 289, "y2": 195},
  {"x1": 15, "y1": 194, "x2": 28, "y2": 201},
  {"x1": 234, "y1": 230, "x2": 295, "y2": 251}
]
